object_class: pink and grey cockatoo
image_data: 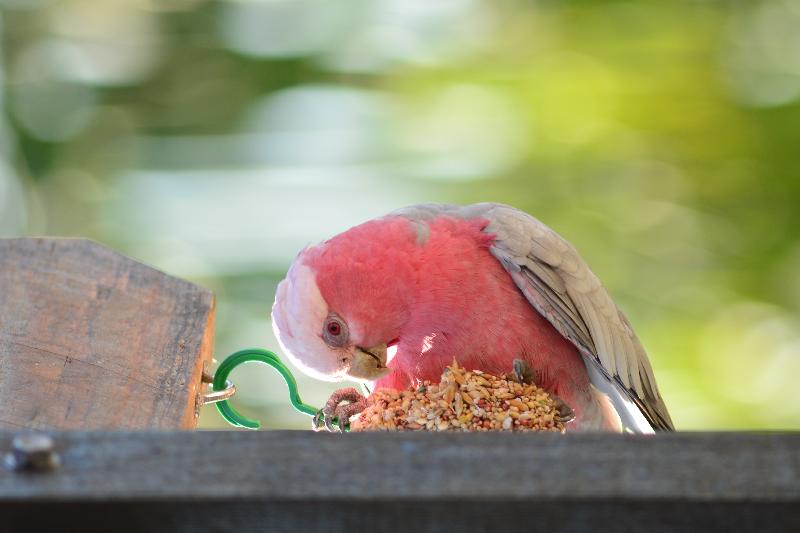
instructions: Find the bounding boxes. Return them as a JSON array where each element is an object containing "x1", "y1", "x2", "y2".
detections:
[{"x1": 271, "y1": 203, "x2": 673, "y2": 432}]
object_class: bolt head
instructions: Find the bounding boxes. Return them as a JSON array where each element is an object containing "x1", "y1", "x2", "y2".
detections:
[{"x1": 5, "y1": 433, "x2": 60, "y2": 472}]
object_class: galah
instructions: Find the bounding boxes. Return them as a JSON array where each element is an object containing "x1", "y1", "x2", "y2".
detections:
[{"x1": 271, "y1": 203, "x2": 673, "y2": 432}]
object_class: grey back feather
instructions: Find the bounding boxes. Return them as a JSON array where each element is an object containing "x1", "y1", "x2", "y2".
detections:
[{"x1": 392, "y1": 202, "x2": 674, "y2": 432}]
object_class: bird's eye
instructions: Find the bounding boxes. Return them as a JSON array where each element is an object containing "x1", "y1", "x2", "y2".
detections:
[
  {"x1": 327, "y1": 321, "x2": 341, "y2": 336},
  {"x1": 322, "y1": 316, "x2": 348, "y2": 348}
]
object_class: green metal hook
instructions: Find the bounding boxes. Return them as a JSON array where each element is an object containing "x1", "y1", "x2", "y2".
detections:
[{"x1": 211, "y1": 348, "x2": 344, "y2": 430}]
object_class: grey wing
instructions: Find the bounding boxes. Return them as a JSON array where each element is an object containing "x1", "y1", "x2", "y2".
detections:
[{"x1": 392, "y1": 202, "x2": 674, "y2": 432}]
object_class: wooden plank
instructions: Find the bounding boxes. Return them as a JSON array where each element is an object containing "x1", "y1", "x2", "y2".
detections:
[
  {"x1": 4, "y1": 501, "x2": 798, "y2": 533},
  {"x1": 0, "y1": 431, "x2": 798, "y2": 532},
  {"x1": 0, "y1": 238, "x2": 215, "y2": 429}
]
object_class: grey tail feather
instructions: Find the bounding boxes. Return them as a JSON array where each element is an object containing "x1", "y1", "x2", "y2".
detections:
[{"x1": 584, "y1": 359, "x2": 655, "y2": 434}]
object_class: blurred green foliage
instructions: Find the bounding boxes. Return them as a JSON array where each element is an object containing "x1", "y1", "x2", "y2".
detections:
[{"x1": 1, "y1": 0, "x2": 799, "y2": 430}]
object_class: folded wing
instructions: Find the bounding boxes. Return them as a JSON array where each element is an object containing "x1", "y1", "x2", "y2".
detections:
[{"x1": 393, "y1": 202, "x2": 674, "y2": 432}]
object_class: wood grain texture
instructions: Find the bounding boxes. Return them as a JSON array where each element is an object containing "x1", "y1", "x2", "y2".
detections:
[
  {"x1": 0, "y1": 238, "x2": 215, "y2": 429},
  {"x1": 0, "y1": 431, "x2": 797, "y2": 532}
]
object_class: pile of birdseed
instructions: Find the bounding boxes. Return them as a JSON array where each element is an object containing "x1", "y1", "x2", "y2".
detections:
[{"x1": 350, "y1": 360, "x2": 565, "y2": 432}]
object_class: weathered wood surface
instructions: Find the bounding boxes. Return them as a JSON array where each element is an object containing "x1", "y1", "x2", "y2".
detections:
[
  {"x1": 0, "y1": 431, "x2": 798, "y2": 532},
  {"x1": 0, "y1": 238, "x2": 215, "y2": 429}
]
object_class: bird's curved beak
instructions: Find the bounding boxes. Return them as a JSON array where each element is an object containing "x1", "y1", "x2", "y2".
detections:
[{"x1": 346, "y1": 343, "x2": 391, "y2": 381}]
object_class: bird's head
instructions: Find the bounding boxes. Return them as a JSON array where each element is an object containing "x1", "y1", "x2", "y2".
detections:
[{"x1": 271, "y1": 219, "x2": 416, "y2": 383}]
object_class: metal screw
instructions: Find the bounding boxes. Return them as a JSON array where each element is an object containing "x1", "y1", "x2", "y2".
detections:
[{"x1": 4, "y1": 433, "x2": 60, "y2": 473}]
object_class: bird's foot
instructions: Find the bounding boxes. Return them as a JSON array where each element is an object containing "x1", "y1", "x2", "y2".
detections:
[
  {"x1": 312, "y1": 387, "x2": 367, "y2": 433},
  {"x1": 551, "y1": 395, "x2": 576, "y2": 424},
  {"x1": 508, "y1": 359, "x2": 574, "y2": 424}
]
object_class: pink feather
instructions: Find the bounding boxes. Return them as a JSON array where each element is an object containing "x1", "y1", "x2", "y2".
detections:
[{"x1": 302, "y1": 215, "x2": 611, "y2": 429}]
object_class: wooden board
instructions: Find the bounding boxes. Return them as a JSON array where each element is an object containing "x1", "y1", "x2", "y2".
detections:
[
  {"x1": 0, "y1": 431, "x2": 798, "y2": 532},
  {"x1": 0, "y1": 238, "x2": 215, "y2": 429}
]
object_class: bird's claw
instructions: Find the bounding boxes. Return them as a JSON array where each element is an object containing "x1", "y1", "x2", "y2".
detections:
[
  {"x1": 510, "y1": 358, "x2": 538, "y2": 385},
  {"x1": 311, "y1": 408, "x2": 341, "y2": 432},
  {"x1": 312, "y1": 409, "x2": 326, "y2": 431},
  {"x1": 325, "y1": 410, "x2": 337, "y2": 432},
  {"x1": 552, "y1": 395, "x2": 576, "y2": 424},
  {"x1": 315, "y1": 387, "x2": 367, "y2": 433}
]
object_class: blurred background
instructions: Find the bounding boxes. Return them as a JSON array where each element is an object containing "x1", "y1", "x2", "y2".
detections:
[{"x1": 1, "y1": 0, "x2": 799, "y2": 430}]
